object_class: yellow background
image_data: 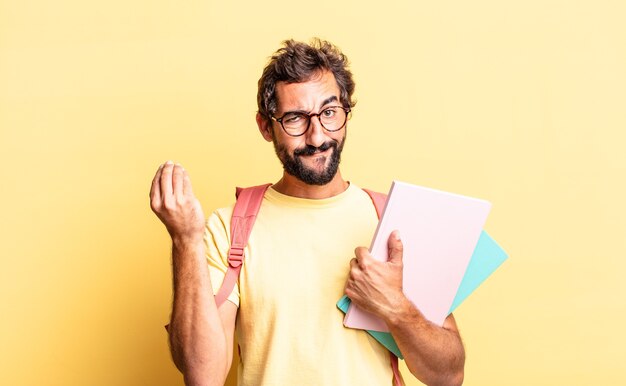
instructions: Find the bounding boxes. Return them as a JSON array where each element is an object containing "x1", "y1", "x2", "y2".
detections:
[{"x1": 1, "y1": 0, "x2": 625, "y2": 385}]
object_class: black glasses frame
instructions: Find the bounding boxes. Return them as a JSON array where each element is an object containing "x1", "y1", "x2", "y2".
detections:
[{"x1": 271, "y1": 106, "x2": 351, "y2": 137}]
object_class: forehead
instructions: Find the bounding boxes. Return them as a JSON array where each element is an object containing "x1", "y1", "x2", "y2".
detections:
[{"x1": 275, "y1": 70, "x2": 340, "y2": 113}]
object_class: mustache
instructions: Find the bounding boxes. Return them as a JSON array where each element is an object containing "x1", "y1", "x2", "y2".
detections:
[{"x1": 293, "y1": 141, "x2": 337, "y2": 156}]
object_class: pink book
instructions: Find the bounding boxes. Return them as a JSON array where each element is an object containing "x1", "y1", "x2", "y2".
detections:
[{"x1": 344, "y1": 181, "x2": 491, "y2": 331}]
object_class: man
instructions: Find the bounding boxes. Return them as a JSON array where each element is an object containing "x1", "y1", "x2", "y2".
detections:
[{"x1": 150, "y1": 39, "x2": 465, "y2": 386}]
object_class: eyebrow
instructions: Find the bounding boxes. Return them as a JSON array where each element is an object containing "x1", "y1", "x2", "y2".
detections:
[
  {"x1": 320, "y1": 96, "x2": 339, "y2": 108},
  {"x1": 280, "y1": 95, "x2": 341, "y2": 116}
]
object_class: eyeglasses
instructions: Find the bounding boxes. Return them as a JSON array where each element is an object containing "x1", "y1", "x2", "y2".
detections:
[{"x1": 271, "y1": 106, "x2": 351, "y2": 137}]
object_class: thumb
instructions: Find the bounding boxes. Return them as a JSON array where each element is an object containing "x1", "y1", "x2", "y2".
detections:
[{"x1": 387, "y1": 230, "x2": 403, "y2": 264}]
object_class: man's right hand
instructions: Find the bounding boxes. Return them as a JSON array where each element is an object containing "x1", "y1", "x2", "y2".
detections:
[
  {"x1": 150, "y1": 160, "x2": 206, "y2": 242},
  {"x1": 151, "y1": 161, "x2": 237, "y2": 383}
]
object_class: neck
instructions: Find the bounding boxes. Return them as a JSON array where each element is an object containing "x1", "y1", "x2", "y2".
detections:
[{"x1": 272, "y1": 170, "x2": 349, "y2": 199}]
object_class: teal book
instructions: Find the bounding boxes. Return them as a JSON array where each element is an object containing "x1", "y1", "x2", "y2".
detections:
[{"x1": 336, "y1": 231, "x2": 508, "y2": 359}]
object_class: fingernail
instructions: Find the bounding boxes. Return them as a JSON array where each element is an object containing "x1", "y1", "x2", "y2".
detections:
[
  {"x1": 394, "y1": 231, "x2": 401, "y2": 241},
  {"x1": 166, "y1": 160, "x2": 173, "y2": 165}
]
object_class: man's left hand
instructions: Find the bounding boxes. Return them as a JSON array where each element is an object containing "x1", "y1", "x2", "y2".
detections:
[{"x1": 345, "y1": 230, "x2": 406, "y2": 318}]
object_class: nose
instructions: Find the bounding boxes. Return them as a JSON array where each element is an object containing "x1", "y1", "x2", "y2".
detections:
[{"x1": 305, "y1": 115, "x2": 326, "y2": 148}]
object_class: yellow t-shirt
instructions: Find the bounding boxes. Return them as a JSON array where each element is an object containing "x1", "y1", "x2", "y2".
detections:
[{"x1": 205, "y1": 183, "x2": 394, "y2": 386}]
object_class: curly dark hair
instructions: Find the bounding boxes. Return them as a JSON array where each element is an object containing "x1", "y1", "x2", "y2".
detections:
[{"x1": 257, "y1": 38, "x2": 356, "y2": 121}]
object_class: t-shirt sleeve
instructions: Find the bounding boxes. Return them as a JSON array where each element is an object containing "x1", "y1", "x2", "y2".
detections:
[{"x1": 205, "y1": 208, "x2": 240, "y2": 307}]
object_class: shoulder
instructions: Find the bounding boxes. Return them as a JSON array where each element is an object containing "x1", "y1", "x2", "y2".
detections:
[{"x1": 206, "y1": 183, "x2": 271, "y2": 234}]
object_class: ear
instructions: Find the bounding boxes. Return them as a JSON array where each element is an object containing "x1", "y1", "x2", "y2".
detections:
[{"x1": 256, "y1": 112, "x2": 274, "y2": 142}]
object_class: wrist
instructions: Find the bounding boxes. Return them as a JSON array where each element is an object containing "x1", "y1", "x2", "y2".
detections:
[
  {"x1": 170, "y1": 236, "x2": 207, "y2": 269},
  {"x1": 171, "y1": 226, "x2": 204, "y2": 242},
  {"x1": 383, "y1": 294, "x2": 416, "y2": 327},
  {"x1": 171, "y1": 233, "x2": 205, "y2": 250}
]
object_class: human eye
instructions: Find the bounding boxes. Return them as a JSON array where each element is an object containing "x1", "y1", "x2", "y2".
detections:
[
  {"x1": 321, "y1": 107, "x2": 338, "y2": 118},
  {"x1": 284, "y1": 112, "x2": 304, "y2": 123}
]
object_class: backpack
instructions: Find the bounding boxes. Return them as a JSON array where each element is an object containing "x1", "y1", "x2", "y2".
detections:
[{"x1": 214, "y1": 184, "x2": 405, "y2": 386}]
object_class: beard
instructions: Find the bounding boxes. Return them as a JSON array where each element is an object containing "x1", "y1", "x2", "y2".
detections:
[{"x1": 272, "y1": 134, "x2": 346, "y2": 186}]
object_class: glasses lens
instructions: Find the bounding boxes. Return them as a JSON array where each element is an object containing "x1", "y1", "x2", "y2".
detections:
[
  {"x1": 278, "y1": 107, "x2": 349, "y2": 136},
  {"x1": 281, "y1": 112, "x2": 309, "y2": 136},
  {"x1": 319, "y1": 107, "x2": 347, "y2": 131}
]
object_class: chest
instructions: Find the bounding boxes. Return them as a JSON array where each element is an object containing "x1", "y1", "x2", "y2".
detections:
[{"x1": 237, "y1": 204, "x2": 378, "y2": 313}]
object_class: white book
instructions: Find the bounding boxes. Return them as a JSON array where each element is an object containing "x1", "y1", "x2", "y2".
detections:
[{"x1": 343, "y1": 181, "x2": 492, "y2": 331}]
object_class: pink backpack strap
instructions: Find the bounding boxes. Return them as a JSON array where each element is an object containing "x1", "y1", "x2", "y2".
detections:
[
  {"x1": 390, "y1": 354, "x2": 405, "y2": 386},
  {"x1": 362, "y1": 188, "x2": 387, "y2": 218},
  {"x1": 363, "y1": 188, "x2": 405, "y2": 386},
  {"x1": 213, "y1": 183, "x2": 271, "y2": 307},
  {"x1": 165, "y1": 184, "x2": 270, "y2": 332}
]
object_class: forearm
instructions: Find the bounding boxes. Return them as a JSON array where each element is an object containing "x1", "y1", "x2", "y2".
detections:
[
  {"x1": 169, "y1": 236, "x2": 230, "y2": 386},
  {"x1": 384, "y1": 297, "x2": 465, "y2": 386}
]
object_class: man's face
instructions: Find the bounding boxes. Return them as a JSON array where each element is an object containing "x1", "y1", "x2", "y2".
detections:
[{"x1": 270, "y1": 71, "x2": 347, "y2": 186}]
